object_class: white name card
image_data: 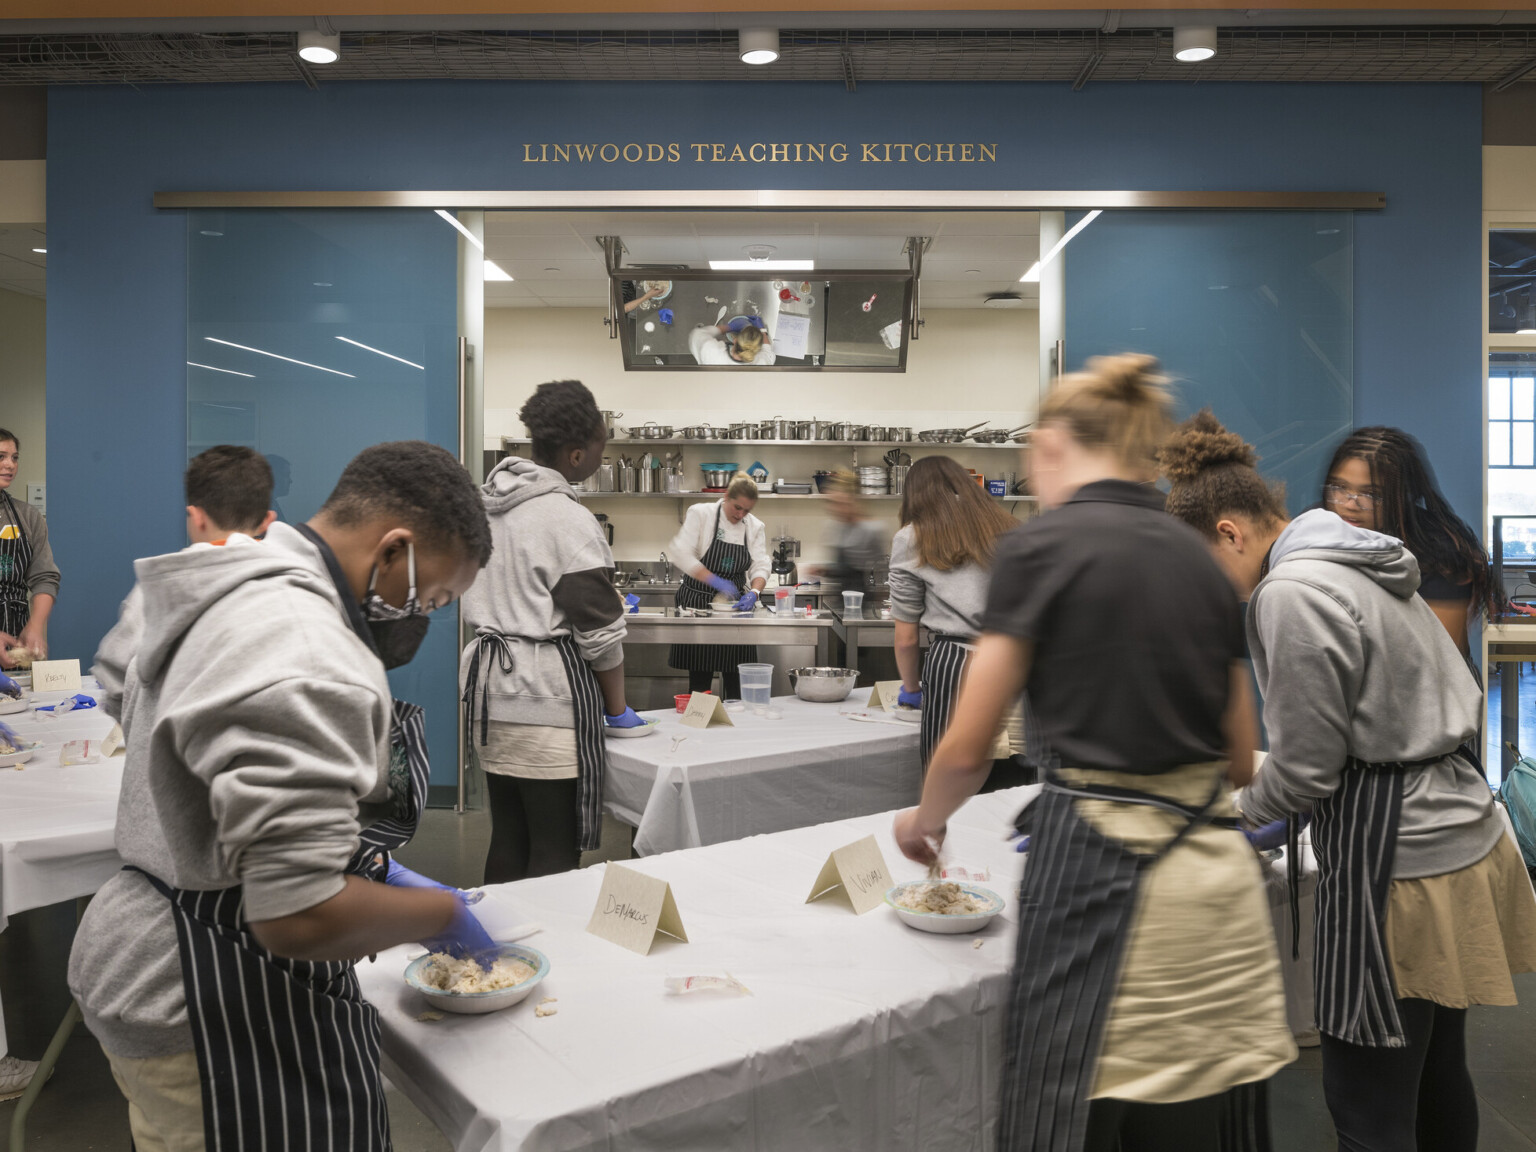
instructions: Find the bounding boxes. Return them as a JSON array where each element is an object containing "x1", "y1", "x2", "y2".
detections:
[
  {"x1": 678, "y1": 691, "x2": 734, "y2": 730},
  {"x1": 31, "y1": 659, "x2": 81, "y2": 694},
  {"x1": 871, "y1": 681, "x2": 904, "y2": 712},
  {"x1": 806, "y1": 834, "x2": 893, "y2": 916},
  {"x1": 586, "y1": 862, "x2": 689, "y2": 955}
]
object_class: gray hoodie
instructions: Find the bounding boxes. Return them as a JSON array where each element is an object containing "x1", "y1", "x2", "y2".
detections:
[
  {"x1": 458, "y1": 457, "x2": 625, "y2": 728},
  {"x1": 69, "y1": 522, "x2": 394, "y2": 1058},
  {"x1": 1242, "y1": 508, "x2": 1500, "y2": 880}
]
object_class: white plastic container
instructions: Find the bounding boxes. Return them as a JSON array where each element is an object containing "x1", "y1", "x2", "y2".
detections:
[
  {"x1": 842, "y1": 591, "x2": 865, "y2": 615},
  {"x1": 738, "y1": 662, "x2": 773, "y2": 706}
]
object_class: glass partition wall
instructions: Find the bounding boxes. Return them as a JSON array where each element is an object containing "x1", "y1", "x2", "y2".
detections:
[
  {"x1": 187, "y1": 209, "x2": 465, "y2": 799},
  {"x1": 185, "y1": 204, "x2": 1355, "y2": 804}
]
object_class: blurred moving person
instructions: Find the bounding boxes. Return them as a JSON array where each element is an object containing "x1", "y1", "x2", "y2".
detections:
[
  {"x1": 1164, "y1": 410, "x2": 1536, "y2": 1152},
  {"x1": 896, "y1": 358, "x2": 1294, "y2": 1152}
]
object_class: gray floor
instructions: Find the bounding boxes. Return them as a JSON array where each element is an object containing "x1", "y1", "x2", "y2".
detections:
[{"x1": 3, "y1": 804, "x2": 1533, "y2": 1150}]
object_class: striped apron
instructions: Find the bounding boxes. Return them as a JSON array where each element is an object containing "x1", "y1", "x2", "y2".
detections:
[
  {"x1": 0, "y1": 491, "x2": 33, "y2": 638},
  {"x1": 462, "y1": 631, "x2": 609, "y2": 853},
  {"x1": 999, "y1": 770, "x2": 1266, "y2": 1152},
  {"x1": 668, "y1": 504, "x2": 758, "y2": 676},
  {"x1": 919, "y1": 634, "x2": 973, "y2": 769},
  {"x1": 1307, "y1": 751, "x2": 1459, "y2": 1049},
  {"x1": 133, "y1": 697, "x2": 431, "y2": 1151}
]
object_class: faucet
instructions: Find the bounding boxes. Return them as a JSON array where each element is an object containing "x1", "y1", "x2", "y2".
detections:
[{"x1": 659, "y1": 551, "x2": 672, "y2": 583}]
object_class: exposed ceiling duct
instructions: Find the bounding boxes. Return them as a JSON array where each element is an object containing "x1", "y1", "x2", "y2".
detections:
[{"x1": 2, "y1": 26, "x2": 1536, "y2": 86}]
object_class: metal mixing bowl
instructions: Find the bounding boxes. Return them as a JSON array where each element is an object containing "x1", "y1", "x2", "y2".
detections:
[{"x1": 787, "y1": 667, "x2": 859, "y2": 703}]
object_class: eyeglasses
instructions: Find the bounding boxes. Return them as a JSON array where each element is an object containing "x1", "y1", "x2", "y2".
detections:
[{"x1": 1324, "y1": 484, "x2": 1379, "y2": 510}]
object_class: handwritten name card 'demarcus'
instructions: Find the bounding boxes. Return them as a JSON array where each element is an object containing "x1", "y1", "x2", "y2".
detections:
[{"x1": 585, "y1": 862, "x2": 690, "y2": 956}]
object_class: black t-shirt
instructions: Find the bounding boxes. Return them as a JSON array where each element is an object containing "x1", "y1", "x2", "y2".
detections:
[
  {"x1": 981, "y1": 480, "x2": 1245, "y2": 775},
  {"x1": 1417, "y1": 566, "x2": 1473, "y2": 603}
]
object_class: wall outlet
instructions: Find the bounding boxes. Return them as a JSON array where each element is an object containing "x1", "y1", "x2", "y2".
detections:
[{"x1": 25, "y1": 484, "x2": 44, "y2": 513}]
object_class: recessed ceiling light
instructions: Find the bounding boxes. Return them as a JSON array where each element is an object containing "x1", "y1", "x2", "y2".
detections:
[
  {"x1": 964, "y1": 269, "x2": 981, "y2": 276},
  {"x1": 1173, "y1": 26, "x2": 1217, "y2": 63},
  {"x1": 1316, "y1": 228, "x2": 1341, "y2": 236},
  {"x1": 312, "y1": 281, "x2": 332, "y2": 287},
  {"x1": 484, "y1": 260, "x2": 515, "y2": 282},
  {"x1": 199, "y1": 230, "x2": 223, "y2": 237},
  {"x1": 543, "y1": 266, "x2": 560, "y2": 272},
  {"x1": 739, "y1": 27, "x2": 780, "y2": 66},
  {"x1": 31, "y1": 248, "x2": 45, "y2": 254},
  {"x1": 1208, "y1": 284, "x2": 1230, "y2": 291},
  {"x1": 709, "y1": 259, "x2": 815, "y2": 272},
  {"x1": 297, "y1": 30, "x2": 340, "y2": 64}
]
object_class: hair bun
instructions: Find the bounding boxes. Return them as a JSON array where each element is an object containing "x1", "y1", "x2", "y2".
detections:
[
  {"x1": 1158, "y1": 409, "x2": 1258, "y2": 481},
  {"x1": 1083, "y1": 353, "x2": 1165, "y2": 402}
]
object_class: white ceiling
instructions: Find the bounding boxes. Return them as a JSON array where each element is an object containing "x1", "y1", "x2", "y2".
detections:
[
  {"x1": 484, "y1": 210, "x2": 1041, "y2": 311},
  {"x1": 0, "y1": 224, "x2": 45, "y2": 299}
]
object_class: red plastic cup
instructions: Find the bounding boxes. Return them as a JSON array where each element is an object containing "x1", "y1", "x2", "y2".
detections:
[{"x1": 674, "y1": 693, "x2": 691, "y2": 712}]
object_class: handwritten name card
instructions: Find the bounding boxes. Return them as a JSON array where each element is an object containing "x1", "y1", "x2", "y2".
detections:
[
  {"x1": 806, "y1": 835, "x2": 893, "y2": 916},
  {"x1": 31, "y1": 659, "x2": 81, "y2": 694},
  {"x1": 678, "y1": 691, "x2": 734, "y2": 730},
  {"x1": 871, "y1": 681, "x2": 904, "y2": 712},
  {"x1": 586, "y1": 862, "x2": 689, "y2": 955}
]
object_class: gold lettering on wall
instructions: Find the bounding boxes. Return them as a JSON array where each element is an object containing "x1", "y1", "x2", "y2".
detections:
[{"x1": 518, "y1": 142, "x2": 995, "y2": 164}]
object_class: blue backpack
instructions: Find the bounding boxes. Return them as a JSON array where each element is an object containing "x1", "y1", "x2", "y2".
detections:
[{"x1": 1498, "y1": 749, "x2": 1536, "y2": 870}]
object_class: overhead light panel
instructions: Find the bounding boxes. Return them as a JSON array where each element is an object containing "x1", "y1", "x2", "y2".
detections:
[
  {"x1": 1021, "y1": 210, "x2": 1102, "y2": 282},
  {"x1": 187, "y1": 361, "x2": 254, "y2": 378},
  {"x1": 297, "y1": 30, "x2": 340, "y2": 64},
  {"x1": 1173, "y1": 26, "x2": 1217, "y2": 63},
  {"x1": 709, "y1": 259, "x2": 814, "y2": 272},
  {"x1": 335, "y1": 336, "x2": 425, "y2": 370},
  {"x1": 484, "y1": 260, "x2": 515, "y2": 281},
  {"x1": 204, "y1": 336, "x2": 355, "y2": 377},
  {"x1": 434, "y1": 209, "x2": 484, "y2": 252},
  {"x1": 739, "y1": 28, "x2": 780, "y2": 66}
]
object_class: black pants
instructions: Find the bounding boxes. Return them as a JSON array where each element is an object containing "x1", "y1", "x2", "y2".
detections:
[
  {"x1": 1320, "y1": 999, "x2": 1477, "y2": 1152},
  {"x1": 483, "y1": 772, "x2": 580, "y2": 885},
  {"x1": 688, "y1": 668, "x2": 741, "y2": 699},
  {"x1": 1082, "y1": 1083, "x2": 1271, "y2": 1152}
]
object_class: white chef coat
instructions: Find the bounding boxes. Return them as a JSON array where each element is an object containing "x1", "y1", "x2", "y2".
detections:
[
  {"x1": 688, "y1": 325, "x2": 777, "y2": 367},
  {"x1": 668, "y1": 500, "x2": 771, "y2": 585}
]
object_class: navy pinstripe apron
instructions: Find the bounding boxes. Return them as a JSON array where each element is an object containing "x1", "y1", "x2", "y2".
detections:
[
  {"x1": 919, "y1": 634, "x2": 973, "y2": 770},
  {"x1": 133, "y1": 698, "x2": 429, "y2": 1151},
  {"x1": 462, "y1": 631, "x2": 609, "y2": 853},
  {"x1": 999, "y1": 770, "x2": 1266, "y2": 1152},
  {"x1": 0, "y1": 491, "x2": 33, "y2": 638},
  {"x1": 669, "y1": 504, "x2": 758, "y2": 676}
]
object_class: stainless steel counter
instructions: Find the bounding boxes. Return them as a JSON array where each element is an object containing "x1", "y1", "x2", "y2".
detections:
[
  {"x1": 620, "y1": 607, "x2": 835, "y2": 698},
  {"x1": 828, "y1": 606, "x2": 931, "y2": 675}
]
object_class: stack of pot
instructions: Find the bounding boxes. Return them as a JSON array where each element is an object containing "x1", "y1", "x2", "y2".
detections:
[{"x1": 855, "y1": 465, "x2": 889, "y2": 496}]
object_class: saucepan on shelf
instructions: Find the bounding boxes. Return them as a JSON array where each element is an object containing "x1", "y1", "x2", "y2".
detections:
[
  {"x1": 917, "y1": 421, "x2": 990, "y2": 444},
  {"x1": 623, "y1": 424, "x2": 674, "y2": 439},
  {"x1": 971, "y1": 423, "x2": 1033, "y2": 444}
]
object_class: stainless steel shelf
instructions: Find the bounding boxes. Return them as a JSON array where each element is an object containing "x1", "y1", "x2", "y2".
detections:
[{"x1": 500, "y1": 436, "x2": 1025, "y2": 450}]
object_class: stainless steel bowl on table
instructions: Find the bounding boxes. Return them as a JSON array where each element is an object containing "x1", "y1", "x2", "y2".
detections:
[{"x1": 788, "y1": 667, "x2": 860, "y2": 703}]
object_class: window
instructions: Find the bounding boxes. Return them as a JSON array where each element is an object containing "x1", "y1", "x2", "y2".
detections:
[{"x1": 1490, "y1": 373, "x2": 1536, "y2": 468}]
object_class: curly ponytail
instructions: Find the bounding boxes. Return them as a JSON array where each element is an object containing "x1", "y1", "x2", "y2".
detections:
[{"x1": 1160, "y1": 410, "x2": 1287, "y2": 539}]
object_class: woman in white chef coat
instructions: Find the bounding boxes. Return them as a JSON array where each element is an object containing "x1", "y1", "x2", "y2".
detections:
[
  {"x1": 668, "y1": 475, "x2": 770, "y2": 698},
  {"x1": 689, "y1": 317, "x2": 776, "y2": 366}
]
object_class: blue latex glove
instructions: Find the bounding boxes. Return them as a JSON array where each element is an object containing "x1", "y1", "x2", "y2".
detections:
[
  {"x1": 420, "y1": 894, "x2": 496, "y2": 960},
  {"x1": 897, "y1": 687, "x2": 923, "y2": 709},
  {"x1": 735, "y1": 590, "x2": 759, "y2": 612},
  {"x1": 624, "y1": 593, "x2": 640, "y2": 614},
  {"x1": 0, "y1": 672, "x2": 19, "y2": 700},
  {"x1": 705, "y1": 573, "x2": 737, "y2": 597},
  {"x1": 384, "y1": 859, "x2": 455, "y2": 893},
  {"x1": 35, "y1": 694, "x2": 96, "y2": 713},
  {"x1": 657, "y1": 307, "x2": 674, "y2": 325},
  {"x1": 605, "y1": 707, "x2": 648, "y2": 729},
  {"x1": 0, "y1": 721, "x2": 20, "y2": 749},
  {"x1": 1243, "y1": 819, "x2": 1289, "y2": 851}
]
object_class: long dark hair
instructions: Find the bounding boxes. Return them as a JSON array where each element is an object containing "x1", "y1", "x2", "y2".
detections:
[
  {"x1": 899, "y1": 456, "x2": 1016, "y2": 570},
  {"x1": 1323, "y1": 427, "x2": 1500, "y2": 619}
]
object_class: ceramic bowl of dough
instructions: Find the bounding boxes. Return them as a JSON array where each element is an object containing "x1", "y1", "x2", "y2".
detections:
[
  {"x1": 885, "y1": 881, "x2": 1004, "y2": 935},
  {"x1": 404, "y1": 943, "x2": 549, "y2": 1015},
  {"x1": 605, "y1": 718, "x2": 660, "y2": 739},
  {"x1": 0, "y1": 741, "x2": 40, "y2": 768},
  {"x1": 0, "y1": 695, "x2": 29, "y2": 716}
]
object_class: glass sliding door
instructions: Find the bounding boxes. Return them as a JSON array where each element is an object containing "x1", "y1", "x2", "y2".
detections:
[
  {"x1": 187, "y1": 208, "x2": 464, "y2": 801},
  {"x1": 1065, "y1": 210, "x2": 1353, "y2": 511}
]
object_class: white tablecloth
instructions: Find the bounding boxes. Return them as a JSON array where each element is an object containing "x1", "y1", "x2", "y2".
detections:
[
  {"x1": 603, "y1": 688, "x2": 923, "y2": 856},
  {"x1": 359, "y1": 786, "x2": 1038, "y2": 1152},
  {"x1": 0, "y1": 681, "x2": 123, "y2": 930}
]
